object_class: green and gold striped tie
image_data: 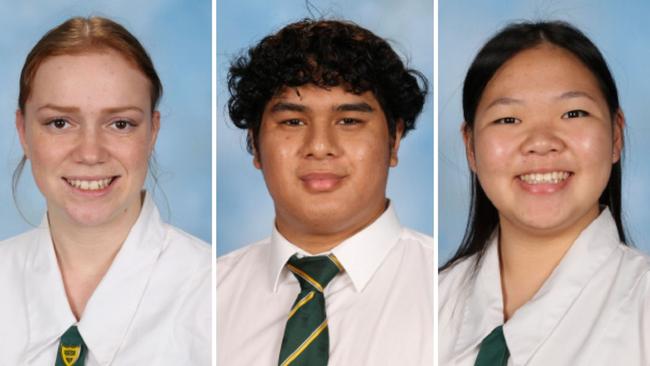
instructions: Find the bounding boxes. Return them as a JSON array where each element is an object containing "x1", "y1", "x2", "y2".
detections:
[
  {"x1": 474, "y1": 325, "x2": 509, "y2": 366},
  {"x1": 278, "y1": 254, "x2": 343, "y2": 366},
  {"x1": 55, "y1": 325, "x2": 87, "y2": 366}
]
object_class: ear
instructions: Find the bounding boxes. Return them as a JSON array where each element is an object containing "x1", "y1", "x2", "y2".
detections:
[
  {"x1": 612, "y1": 109, "x2": 625, "y2": 164},
  {"x1": 389, "y1": 120, "x2": 405, "y2": 167},
  {"x1": 15, "y1": 109, "x2": 30, "y2": 159},
  {"x1": 150, "y1": 111, "x2": 161, "y2": 151},
  {"x1": 462, "y1": 122, "x2": 477, "y2": 173},
  {"x1": 250, "y1": 130, "x2": 262, "y2": 170}
]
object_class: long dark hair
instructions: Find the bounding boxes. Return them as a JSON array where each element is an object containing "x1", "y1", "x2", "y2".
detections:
[{"x1": 441, "y1": 21, "x2": 627, "y2": 271}]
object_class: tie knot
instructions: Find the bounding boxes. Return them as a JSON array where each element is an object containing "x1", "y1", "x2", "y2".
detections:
[
  {"x1": 57, "y1": 325, "x2": 87, "y2": 366},
  {"x1": 287, "y1": 254, "x2": 343, "y2": 292},
  {"x1": 474, "y1": 325, "x2": 509, "y2": 366},
  {"x1": 61, "y1": 325, "x2": 84, "y2": 346}
]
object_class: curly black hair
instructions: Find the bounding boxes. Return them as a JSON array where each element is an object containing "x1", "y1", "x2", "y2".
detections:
[{"x1": 227, "y1": 19, "x2": 428, "y2": 153}]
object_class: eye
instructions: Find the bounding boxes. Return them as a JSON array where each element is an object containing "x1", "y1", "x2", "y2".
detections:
[
  {"x1": 562, "y1": 110, "x2": 589, "y2": 119},
  {"x1": 281, "y1": 119, "x2": 304, "y2": 126},
  {"x1": 337, "y1": 118, "x2": 362, "y2": 126},
  {"x1": 46, "y1": 118, "x2": 71, "y2": 130},
  {"x1": 493, "y1": 117, "x2": 520, "y2": 125},
  {"x1": 110, "y1": 119, "x2": 135, "y2": 131}
]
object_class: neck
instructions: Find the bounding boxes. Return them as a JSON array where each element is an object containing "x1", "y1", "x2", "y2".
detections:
[
  {"x1": 276, "y1": 200, "x2": 387, "y2": 255},
  {"x1": 48, "y1": 195, "x2": 143, "y2": 319},
  {"x1": 498, "y1": 206, "x2": 600, "y2": 320}
]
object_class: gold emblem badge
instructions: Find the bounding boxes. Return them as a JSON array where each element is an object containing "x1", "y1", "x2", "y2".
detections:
[{"x1": 61, "y1": 345, "x2": 81, "y2": 366}]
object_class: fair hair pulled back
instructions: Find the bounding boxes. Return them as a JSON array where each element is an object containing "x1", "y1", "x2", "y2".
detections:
[{"x1": 13, "y1": 16, "x2": 163, "y2": 216}]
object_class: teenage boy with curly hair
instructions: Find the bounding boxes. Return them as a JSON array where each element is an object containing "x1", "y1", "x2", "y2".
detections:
[{"x1": 218, "y1": 19, "x2": 433, "y2": 365}]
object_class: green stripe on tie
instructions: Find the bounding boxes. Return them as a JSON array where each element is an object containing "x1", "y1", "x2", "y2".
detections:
[
  {"x1": 55, "y1": 325, "x2": 87, "y2": 366},
  {"x1": 278, "y1": 254, "x2": 342, "y2": 366},
  {"x1": 474, "y1": 325, "x2": 509, "y2": 366}
]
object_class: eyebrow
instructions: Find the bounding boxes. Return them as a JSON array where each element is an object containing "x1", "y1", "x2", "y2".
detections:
[
  {"x1": 484, "y1": 97, "x2": 524, "y2": 110},
  {"x1": 484, "y1": 91, "x2": 597, "y2": 111},
  {"x1": 335, "y1": 102, "x2": 374, "y2": 112},
  {"x1": 556, "y1": 90, "x2": 597, "y2": 102},
  {"x1": 269, "y1": 102, "x2": 307, "y2": 113},
  {"x1": 36, "y1": 104, "x2": 145, "y2": 114},
  {"x1": 269, "y1": 102, "x2": 375, "y2": 113}
]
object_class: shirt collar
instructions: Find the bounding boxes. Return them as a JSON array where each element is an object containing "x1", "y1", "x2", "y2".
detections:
[
  {"x1": 269, "y1": 202, "x2": 403, "y2": 293},
  {"x1": 456, "y1": 208, "x2": 620, "y2": 364},
  {"x1": 453, "y1": 230, "x2": 503, "y2": 359},
  {"x1": 24, "y1": 191, "x2": 165, "y2": 365},
  {"x1": 23, "y1": 222, "x2": 76, "y2": 361}
]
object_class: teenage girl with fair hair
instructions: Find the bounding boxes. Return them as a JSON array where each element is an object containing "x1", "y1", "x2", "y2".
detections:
[{"x1": 0, "y1": 17, "x2": 210, "y2": 365}]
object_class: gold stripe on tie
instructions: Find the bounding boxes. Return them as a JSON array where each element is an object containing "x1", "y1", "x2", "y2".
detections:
[
  {"x1": 328, "y1": 255, "x2": 344, "y2": 272},
  {"x1": 287, "y1": 264, "x2": 324, "y2": 292},
  {"x1": 280, "y1": 320, "x2": 329, "y2": 366},
  {"x1": 288, "y1": 291, "x2": 316, "y2": 319}
]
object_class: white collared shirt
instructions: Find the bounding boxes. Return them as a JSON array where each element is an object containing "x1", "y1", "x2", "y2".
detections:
[
  {"x1": 217, "y1": 204, "x2": 434, "y2": 365},
  {"x1": 0, "y1": 193, "x2": 211, "y2": 365},
  {"x1": 439, "y1": 209, "x2": 650, "y2": 366}
]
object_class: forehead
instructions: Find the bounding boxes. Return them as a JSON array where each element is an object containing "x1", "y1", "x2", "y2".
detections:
[
  {"x1": 27, "y1": 50, "x2": 151, "y2": 110},
  {"x1": 481, "y1": 44, "x2": 605, "y2": 103},
  {"x1": 265, "y1": 84, "x2": 383, "y2": 110}
]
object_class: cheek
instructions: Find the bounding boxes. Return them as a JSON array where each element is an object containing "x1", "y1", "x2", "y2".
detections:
[
  {"x1": 126, "y1": 145, "x2": 152, "y2": 171},
  {"x1": 350, "y1": 141, "x2": 382, "y2": 160},
  {"x1": 258, "y1": 135, "x2": 295, "y2": 167},
  {"x1": 257, "y1": 135, "x2": 298, "y2": 189},
  {"x1": 473, "y1": 131, "x2": 515, "y2": 176},
  {"x1": 570, "y1": 125, "x2": 614, "y2": 173},
  {"x1": 108, "y1": 135, "x2": 153, "y2": 176},
  {"x1": 350, "y1": 143, "x2": 392, "y2": 202},
  {"x1": 349, "y1": 126, "x2": 392, "y2": 159},
  {"x1": 26, "y1": 131, "x2": 66, "y2": 173}
]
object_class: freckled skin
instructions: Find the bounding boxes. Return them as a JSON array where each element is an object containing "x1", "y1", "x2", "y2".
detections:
[
  {"x1": 16, "y1": 51, "x2": 159, "y2": 228},
  {"x1": 255, "y1": 84, "x2": 401, "y2": 249},
  {"x1": 465, "y1": 44, "x2": 623, "y2": 237}
]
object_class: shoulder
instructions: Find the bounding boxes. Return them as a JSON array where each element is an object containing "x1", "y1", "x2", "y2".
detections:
[
  {"x1": 153, "y1": 225, "x2": 211, "y2": 318},
  {"x1": 0, "y1": 228, "x2": 42, "y2": 264},
  {"x1": 618, "y1": 244, "x2": 650, "y2": 270},
  {"x1": 161, "y1": 223, "x2": 211, "y2": 268},
  {"x1": 217, "y1": 238, "x2": 271, "y2": 280},
  {"x1": 399, "y1": 227, "x2": 433, "y2": 252},
  {"x1": 439, "y1": 254, "x2": 477, "y2": 304},
  {"x1": 148, "y1": 224, "x2": 211, "y2": 297},
  {"x1": 614, "y1": 245, "x2": 650, "y2": 297}
]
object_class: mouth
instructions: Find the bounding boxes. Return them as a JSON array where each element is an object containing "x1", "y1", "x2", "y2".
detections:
[
  {"x1": 299, "y1": 172, "x2": 347, "y2": 192},
  {"x1": 516, "y1": 170, "x2": 573, "y2": 194},
  {"x1": 63, "y1": 176, "x2": 119, "y2": 192},
  {"x1": 518, "y1": 171, "x2": 572, "y2": 185}
]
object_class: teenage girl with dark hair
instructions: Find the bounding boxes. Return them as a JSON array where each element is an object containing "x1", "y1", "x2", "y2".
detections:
[{"x1": 439, "y1": 21, "x2": 650, "y2": 365}]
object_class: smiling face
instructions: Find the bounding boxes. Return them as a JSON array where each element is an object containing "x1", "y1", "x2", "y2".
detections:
[
  {"x1": 17, "y1": 50, "x2": 159, "y2": 228},
  {"x1": 465, "y1": 43, "x2": 623, "y2": 237},
  {"x1": 255, "y1": 84, "x2": 401, "y2": 249}
]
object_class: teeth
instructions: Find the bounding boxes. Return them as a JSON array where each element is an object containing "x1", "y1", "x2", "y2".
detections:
[
  {"x1": 66, "y1": 178, "x2": 112, "y2": 191},
  {"x1": 519, "y1": 171, "x2": 570, "y2": 185}
]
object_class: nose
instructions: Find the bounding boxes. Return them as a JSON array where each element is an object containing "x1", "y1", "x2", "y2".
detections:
[
  {"x1": 519, "y1": 124, "x2": 565, "y2": 156},
  {"x1": 72, "y1": 125, "x2": 109, "y2": 164},
  {"x1": 301, "y1": 122, "x2": 341, "y2": 160}
]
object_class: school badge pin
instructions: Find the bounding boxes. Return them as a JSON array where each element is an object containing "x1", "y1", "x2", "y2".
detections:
[{"x1": 61, "y1": 345, "x2": 81, "y2": 366}]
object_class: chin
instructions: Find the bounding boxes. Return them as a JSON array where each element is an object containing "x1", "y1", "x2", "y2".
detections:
[
  {"x1": 297, "y1": 207, "x2": 354, "y2": 232},
  {"x1": 66, "y1": 211, "x2": 114, "y2": 227},
  {"x1": 510, "y1": 210, "x2": 577, "y2": 234},
  {"x1": 62, "y1": 201, "x2": 122, "y2": 227}
]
